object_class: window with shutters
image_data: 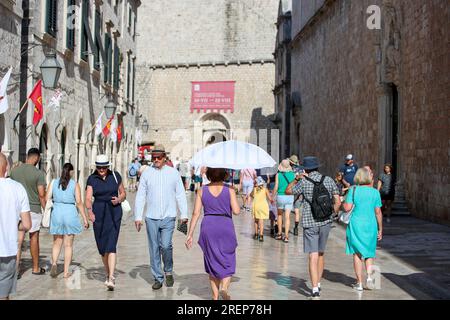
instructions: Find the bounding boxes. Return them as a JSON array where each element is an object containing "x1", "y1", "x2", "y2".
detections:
[
  {"x1": 66, "y1": 0, "x2": 75, "y2": 50},
  {"x1": 80, "y1": 0, "x2": 89, "y2": 62},
  {"x1": 46, "y1": 0, "x2": 58, "y2": 37},
  {"x1": 132, "y1": 58, "x2": 136, "y2": 105},
  {"x1": 94, "y1": 9, "x2": 101, "y2": 70},
  {"x1": 128, "y1": 7, "x2": 132, "y2": 32},
  {"x1": 127, "y1": 53, "x2": 131, "y2": 100},
  {"x1": 113, "y1": 42, "x2": 120, "y2": 90},
  {"x1": 104, "y1": 33, "x2": 112, "y2": 84}
]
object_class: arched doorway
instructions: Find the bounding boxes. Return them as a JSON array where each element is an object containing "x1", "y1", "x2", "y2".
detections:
[
  {"x1": 199, "y1": 113, "x2": 231, "y2": 147},
  {"x1": 39, "y1": 124, "x2": 49, "y2": 171}
]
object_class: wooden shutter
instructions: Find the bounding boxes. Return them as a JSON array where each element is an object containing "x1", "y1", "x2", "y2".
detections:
[
  {"x1": 127, "y1": 54, "x2": 131, "y2": 99},
  {"x1": 104, "y1": 33, "x2": 111, "y2": 84},
  {"x1": 81, "y1": 0, "x2": 89, "y2": 61},
  {"x1": 113, "y1": 43, "x2": 120, "y2": 90},
  {"x1": 94, "y1": 10, "x2": 101, "y2": 70},
  {"x1": 46, "y1": 0, "x2": 58, "y2": 37},
  {"x1": 66, "y1": 0, "x2": 75, "y2": 50}
]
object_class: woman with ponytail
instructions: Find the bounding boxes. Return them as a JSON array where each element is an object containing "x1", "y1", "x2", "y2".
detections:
[{"x1": 46, "y1": 163, "x2": 89, "y2": 278}]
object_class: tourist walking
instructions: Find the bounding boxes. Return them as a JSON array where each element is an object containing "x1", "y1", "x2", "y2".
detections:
[
  {"x1": 127, "y1": 158, "x2": 141, "y2": 192},
  {"x1": 239, "y1": 168, "x2": 257, "y2": 211},
  {"x1": 185, "y1": 168, "x2": 240, "y2": 300},
  {"x1": 134, "y1": 145, "x2": 188, "y2": 290},
  {"x1": 179, "y1": 160, "x2": 192, "y2": 192},
  {"x1": 339, "y1": 154, "x2": 359, "y2": 188},
  {"x1": 286, "y1": 156, "x2": 341, "y2": 298},
  {"x1": 251, "y1": 177, "x2": 272, "y2": 242},
  {"x1": 289, "y1": 155, "x2": 302, "y2": 236},
  {"x1": 85, "y1": 155, "x2": 127, "y2": 291},
  {"x1": 47, "y1": 163, "x2": 89, "y2": 278},
  {"x1": 377, "y1": 163, "x2": 395, "y2": 223},
  {"x1": 0, "y1": 153, "x2": 31, "y2": 300},
  {"x1": 273, "y1": 159, "x2": 295, "y2": 242},
  {"x1": 343, "y1": 167, "x2": 383, "y2": 291},
  {"x1": 10, "y1": 148, "x2": 47, "y2": 277}
]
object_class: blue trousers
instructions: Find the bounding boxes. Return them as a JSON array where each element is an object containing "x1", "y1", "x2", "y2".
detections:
[{"x1": 145, "y1": 217, "x2": 176, "y2": 283}]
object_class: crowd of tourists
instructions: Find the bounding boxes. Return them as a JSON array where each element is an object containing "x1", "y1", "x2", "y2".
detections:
[{"x1": 0, "y1": 145, "x2": 395, "y2": 300}]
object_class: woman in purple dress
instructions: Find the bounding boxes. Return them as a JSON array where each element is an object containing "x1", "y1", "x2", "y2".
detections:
[{"x1": 185, "y1": 168, "x2": 240, "y2": 300}]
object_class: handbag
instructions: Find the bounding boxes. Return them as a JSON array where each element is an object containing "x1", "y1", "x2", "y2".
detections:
[
  {"x1": 339, "y1": 186, "x2": 356, "y2": 225},
  {"x1": 177, "y1": 219, "x2": 188, "y2": 235},
  {"x1": 42, "y1": 179, "x2": 55, "y2": 228},
  {"x1": 111, "y1": 171, "x2": 132, "y2": 215}
]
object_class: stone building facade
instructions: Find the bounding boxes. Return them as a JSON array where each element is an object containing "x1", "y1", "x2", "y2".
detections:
[
  {"x1": 136, "y1": 0, "x2": 280, "y2": 161},
  {"x1": 290, "y1": 0, "x2": 449, "y2": 224},
  {"x1": 273, "y1": 0, "x2": 292, "y2": 159},
  {"x1": 0, "y1": 0, "x2": 141, "y2": 192}
]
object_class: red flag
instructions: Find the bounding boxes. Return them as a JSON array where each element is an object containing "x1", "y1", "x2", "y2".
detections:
[
  {"x1": 29, "y1": 80, "x2": 43, "y2": 125},
  {"x1": 116, "y1": 118, "x2": 122, "y2": 143},
  {"x1": 102, "y1": 115, "x2": 114, "y2": 137}
]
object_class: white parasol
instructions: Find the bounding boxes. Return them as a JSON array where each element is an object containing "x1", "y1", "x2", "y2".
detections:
[{"x1": 190, "y1": 140, "x2": 276, "y2": 170}]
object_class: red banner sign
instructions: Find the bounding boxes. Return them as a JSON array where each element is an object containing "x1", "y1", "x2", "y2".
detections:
[{"x1": 190, "y1": 81, "x2": 235, "y2": 113}]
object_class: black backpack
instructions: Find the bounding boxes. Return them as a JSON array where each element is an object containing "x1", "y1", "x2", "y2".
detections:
[{"x1": 304, "y1": 175, "x2": 333, "y2": 221}]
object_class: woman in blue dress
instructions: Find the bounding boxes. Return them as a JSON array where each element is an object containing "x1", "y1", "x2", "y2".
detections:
[
  {"x1": 47, "y1": 163, "x2": 89, "y2": 278},
  {"x1": 85, "y1": 155, "x2": 126, "y2": 291},
  {"x1": 343, "y1": 167, "x2": 383, "y2": 291}
]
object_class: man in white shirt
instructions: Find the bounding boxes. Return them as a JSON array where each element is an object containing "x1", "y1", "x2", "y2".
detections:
[
  {"x1": 0, "y1": 153, "x2": 31, "y2": 300},
  {"x1": 134, "y1": 145, "x2": 188, "y2": 290}
]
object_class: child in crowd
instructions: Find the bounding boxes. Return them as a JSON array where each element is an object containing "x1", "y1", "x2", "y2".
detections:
[{"x1": 251, "y1": 177, "x2": 272, "y2": 242}]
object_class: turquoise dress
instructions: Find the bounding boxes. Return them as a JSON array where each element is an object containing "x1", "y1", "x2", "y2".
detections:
[
  {"x1": 50, "y1": 179, "x2": 82, "y2": 235},
  {"x1": 345, "y1": 186, "x2": 382, "y2": 258}
]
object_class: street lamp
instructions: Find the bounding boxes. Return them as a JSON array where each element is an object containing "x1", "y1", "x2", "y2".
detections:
[
  {"x1": 39, "y1": 51, "x2": 62, "y2": 89},
  {"x1": 142, "y1": 119, "x2": 149, "y2": 133},
  {"x1": 104, "y1": 99, "x2": 117, "y2": 119}
]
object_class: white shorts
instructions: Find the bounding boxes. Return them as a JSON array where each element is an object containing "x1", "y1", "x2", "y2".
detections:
[{"x1": 29, "y1": 212, "x2": 42, "y2": 233}]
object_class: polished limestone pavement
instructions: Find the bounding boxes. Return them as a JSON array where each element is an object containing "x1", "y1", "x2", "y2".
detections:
[{"x1": 14, "y1": 191, "x2": 448, "y2": 300}]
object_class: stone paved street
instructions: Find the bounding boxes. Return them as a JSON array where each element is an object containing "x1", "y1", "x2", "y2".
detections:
[{"x1": 14, "y1": 192, "x2": 450, "y2": 300}]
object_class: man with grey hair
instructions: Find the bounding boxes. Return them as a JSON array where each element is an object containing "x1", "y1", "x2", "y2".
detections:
[{"x1": 0, "y1": 153, "x2": 31, "y2": 299}]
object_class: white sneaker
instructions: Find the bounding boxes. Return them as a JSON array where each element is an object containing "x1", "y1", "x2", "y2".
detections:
[
  {"x1": 352, "y1": 283, "x2": 363, "y2": 291},
  {"x1": 106, "y1": 276, "x2": 115, "y2": 291},
  {"x1": 366, "y1": 277, "x2": 375, "y2": 290}
]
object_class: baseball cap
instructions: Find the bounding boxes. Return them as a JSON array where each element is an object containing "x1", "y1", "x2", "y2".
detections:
[{"x1": 345, "y1": 154, "x2": 353, "y2": 161}]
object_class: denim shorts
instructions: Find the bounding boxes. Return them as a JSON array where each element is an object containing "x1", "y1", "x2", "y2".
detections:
[
  {"x1": 242, "y1": 180, "x2": 254, "y2": 195},
  {"x1": 277, "y1": 195, "x2": 294, "y2": 210}
]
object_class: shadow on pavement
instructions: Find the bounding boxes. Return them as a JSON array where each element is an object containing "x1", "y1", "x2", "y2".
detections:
[
  {"x1": 322, "y1": 269, "x2": 355, "y2": 288},
  {"x1": 129, "y1": 264, "x2": 153, "y2": 285},
  {"x1": 264, "y1": 272, "x2": 310, "y2": 297},
  {"x1": 382, "y1": 272, "x2": 447, "y2": 300},
  {"x1": 83, "y1": 266, "x2": 126, "y2": 283}
]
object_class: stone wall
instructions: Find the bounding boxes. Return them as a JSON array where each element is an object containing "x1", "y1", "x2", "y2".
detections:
[
  {"x1": 136, "y1": 0, "x2": 279, "y2": 65},
  {"x1": 290, "y1": 0, "x2": 450, "y2": 223},
  {"x1": 138, "y1": 63, "x2": 277, "y2": 161}
]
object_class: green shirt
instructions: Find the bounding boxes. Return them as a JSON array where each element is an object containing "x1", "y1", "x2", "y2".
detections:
[
  {"x1": 277, "y1": 171, "x2": 295, "y2": 195},
  {"x1": 10, "y1": 164, "x2": 46, "y2": 213}
]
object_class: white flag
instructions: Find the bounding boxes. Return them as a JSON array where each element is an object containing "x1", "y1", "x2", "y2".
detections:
[
  {"x1": 110, "y1": 118, "x2": 117, "y2": 143},
  {"x1": 0, "y1": 67, "x2": 12, "y2": 114},
  {"x1": 94, "y1": 111, "x2": 104, "y2": 136},
  {"x1": 48, "y1": 89, "x2": 63, "y2": 112}
]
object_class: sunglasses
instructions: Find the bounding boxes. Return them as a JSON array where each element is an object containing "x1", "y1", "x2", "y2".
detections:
[
  {"x1": 151, "y1": 155, "x2": 164, "y2": 160},
  {"x1": 96, "y1": 166, "x2": 108, "y2": 170}
]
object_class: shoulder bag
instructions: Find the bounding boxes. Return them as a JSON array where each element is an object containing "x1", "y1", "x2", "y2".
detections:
[
  {"x1": 112, "y1": 171, "x2": 132, "y2": 215},
  {"x1": 42, "y1": 179, "x2": 55, "y2": 228},
  {"x1": 339, "y1": 186, "x2": 356, "y2": 224}
]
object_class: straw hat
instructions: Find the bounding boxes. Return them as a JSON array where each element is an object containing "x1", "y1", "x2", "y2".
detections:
[
  {"x1": 289, "y1": 155, "x2": 299, "y2": 165},
  {"x1": 151, "y1": 144, "x2": 166, "y2": 154},
  {"x1": 278, "y1": 159, "x2": 293, "y2": 172},
  {"x1": 95, "y1": 154, "x2": 111, "y2": 167}
]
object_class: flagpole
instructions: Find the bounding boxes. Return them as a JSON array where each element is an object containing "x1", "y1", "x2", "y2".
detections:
[
  {"x1": 18, "y1": 99, "x2": 29, "y2": 114},
  {"x1": 89, "y1": 111, "x2": 106, "y2": 132},
  {"x1": 12, "y1": 99, "x2": 29, "y2": 131}
]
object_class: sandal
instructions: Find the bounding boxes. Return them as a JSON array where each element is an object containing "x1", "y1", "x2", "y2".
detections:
[
  {"x1": 32, "y1": 267, "x2": 46, "y2": 275},
  {"x1": 283, "y1": 237, "x2": 289, "y2": 243},
  {"x1": 220, "y1": 290, "x2": 230, "y2": 300},
  {"x1": 275, "y1": 234, "x2": 283, "y2": 240},
  {"x1": 63, "y1": 272, "x2": 72, "y2": 279}
]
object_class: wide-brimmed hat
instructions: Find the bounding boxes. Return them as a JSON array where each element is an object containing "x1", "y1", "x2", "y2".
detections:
[
  {"x1": 302, "y1": 156, "x2": 321, "y2": 170},
  {"x1": 289, "y1": 155, "x2": 299, "y2": 165},
  {"x1": 151, "y1": 144, "x2": 166, "y2": 154},
  {"x1": 278, "y1": 159, "x2": 293, "y2": 172},
  {"x1": 95, "y1": 154, "x2": 111, "y2": 167},
  {"x1": 256, "y1": 176, "x2": 266, "y2": 186}
]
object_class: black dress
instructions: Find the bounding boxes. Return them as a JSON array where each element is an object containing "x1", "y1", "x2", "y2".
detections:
[{"x1": 87, "y1": 170, "x2": 123, "y2": 255}]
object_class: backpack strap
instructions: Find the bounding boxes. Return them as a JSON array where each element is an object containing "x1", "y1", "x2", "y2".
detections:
[
  {"x1": 280, "y1": 172, "x2": 291, "y2": 185},
  {"x1": 303, "y1": 175, "x2": 326, "y2": 206}
]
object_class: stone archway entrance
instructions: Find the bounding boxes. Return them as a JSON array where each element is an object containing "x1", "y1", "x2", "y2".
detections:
[{"x1": 199, "y1": 113, "x2": 231, "y2": 147}]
